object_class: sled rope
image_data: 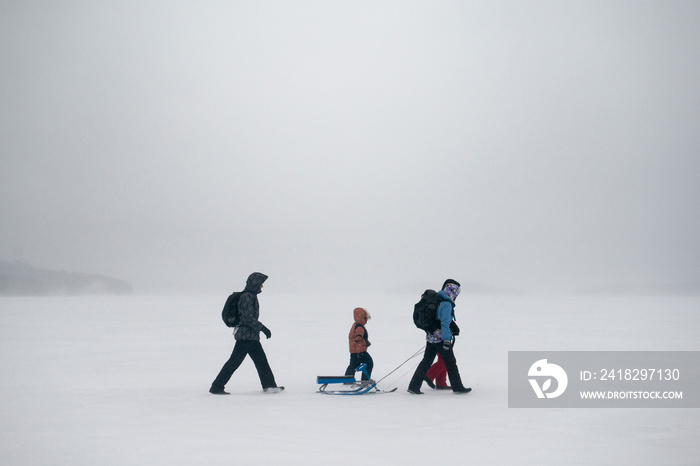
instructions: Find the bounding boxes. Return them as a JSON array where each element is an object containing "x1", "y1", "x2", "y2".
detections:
[
  {"x1": 381, "y1": 360, "x2": 421, "y2": 389},
  {"x1": 375, "y1": 345, "x2": 425, "y2": 386}
]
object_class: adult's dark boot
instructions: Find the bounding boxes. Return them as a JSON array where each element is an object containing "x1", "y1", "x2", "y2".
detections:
[
  {"x1": 209, "y1": 386, "x2": 230, "y2": 395},
  {"x1": 453, "y1": 387, "x2": 472, "y2": 394}
]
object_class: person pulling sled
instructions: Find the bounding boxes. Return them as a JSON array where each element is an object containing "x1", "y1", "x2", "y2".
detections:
[{"x1": 408, "y1": 279, "x2": 471, "y2": 395}]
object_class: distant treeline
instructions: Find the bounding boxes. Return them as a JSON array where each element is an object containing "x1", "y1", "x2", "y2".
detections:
[{"x1": 0, "y1": 261, "x2": 133, "y2": 296}]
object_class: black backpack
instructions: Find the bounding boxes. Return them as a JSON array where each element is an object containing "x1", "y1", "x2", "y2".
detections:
[
  {"x1": 413, "y1": 289, "x2": 444, "y2": 333},
  {"x1": 221, "y1": 292, "x2": 243, "y2": 327}
]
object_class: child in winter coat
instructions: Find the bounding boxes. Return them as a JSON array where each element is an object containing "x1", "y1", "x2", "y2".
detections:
[{"x1": 344, "y1": 307, "x2": 374, "y2": 380}]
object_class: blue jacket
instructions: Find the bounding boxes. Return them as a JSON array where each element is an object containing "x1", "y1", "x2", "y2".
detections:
[{"x1": 436, "y1": 290, "x2": 456, "y2": 342}]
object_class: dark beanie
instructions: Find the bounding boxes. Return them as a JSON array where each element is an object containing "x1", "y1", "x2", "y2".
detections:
[{"x1": 442, "y1": 279, "x2": 461, "y2": 290}]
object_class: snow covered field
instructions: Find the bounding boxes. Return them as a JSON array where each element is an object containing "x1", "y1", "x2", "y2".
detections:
[{"x1": 1, "y1": 292, "x2": 698, "y2": 465}]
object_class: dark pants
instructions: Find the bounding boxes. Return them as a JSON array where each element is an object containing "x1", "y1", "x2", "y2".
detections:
[
  {"x1": 211, "y1": 340, "x2": 277, "y2": 391},
  {"x1": 345, "y1": 352, "x2": 374, "y2": 380},
  {"x1": 408, "y1": 342, "x2": 465, "y2": 392}
]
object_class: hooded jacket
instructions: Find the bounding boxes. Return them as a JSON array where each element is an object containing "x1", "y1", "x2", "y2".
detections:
[
  {"x1": 426, "y1": 290, "x2": 456, "y2": 343},
  {"x1": 234, "y1": 272, "x2": 268, "y2": 341},
  {"x1": 438, "y1": 289, "x2": 457, "y2": 341},
  {"x1": 348, "y1": 307, "x2": 370, "y2": 354}
]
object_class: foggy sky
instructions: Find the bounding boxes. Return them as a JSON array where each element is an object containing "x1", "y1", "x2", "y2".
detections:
[{"x1": 2, "y1": 1, "x2": 699, "y2": 293}]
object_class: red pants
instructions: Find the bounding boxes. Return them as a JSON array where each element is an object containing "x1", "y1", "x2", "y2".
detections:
[{"x1": 426, "y1": 353, "x2": 448, "y2": 387}]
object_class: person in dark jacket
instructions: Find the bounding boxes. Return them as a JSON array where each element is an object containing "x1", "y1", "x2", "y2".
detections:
[
  {"x1": 210, "y1": 272, "x2": 283, "y2": 394},
  {"x1": 407, "y1": 279, "x2": 471, "y2": 395},
  {"x1": 344, "y1": 307, "x2": 373, "y2": 380}
]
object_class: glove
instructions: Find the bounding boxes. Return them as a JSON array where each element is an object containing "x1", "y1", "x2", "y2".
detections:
[
  {"x1": 450, "y1": 321, "x2": 460, "y2": 336},
  {"x1": 442, "y1": 340, "x2": 453, "y2": 351},
  {"x1": 261, "y1": 325, "x2": 272, "y2": 339}
]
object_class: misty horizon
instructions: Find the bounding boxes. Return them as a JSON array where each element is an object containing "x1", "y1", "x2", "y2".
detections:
[{"x1": 2, "y1": 2, "x2": 699, "y2": 295}]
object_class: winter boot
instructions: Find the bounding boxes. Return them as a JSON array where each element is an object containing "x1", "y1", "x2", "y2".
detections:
[
  {"x1": 453, "y1": 387, "x2": 472, "y2": 394},
  {"x1": 263, "y1": 386, "x2": 285, "y2": 394},
  {"x1": 209, "y1": 387, "x2": 230, "y2": 395}
]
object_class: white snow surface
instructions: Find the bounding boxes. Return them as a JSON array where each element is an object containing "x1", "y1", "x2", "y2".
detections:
[{"x1": 1, "y1": 293, "x2": 698, "y2": 465}]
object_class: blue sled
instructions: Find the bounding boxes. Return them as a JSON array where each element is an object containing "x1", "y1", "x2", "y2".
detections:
[{"x1": 316, "y1": 363, "x2": 378, "y2": 395}]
